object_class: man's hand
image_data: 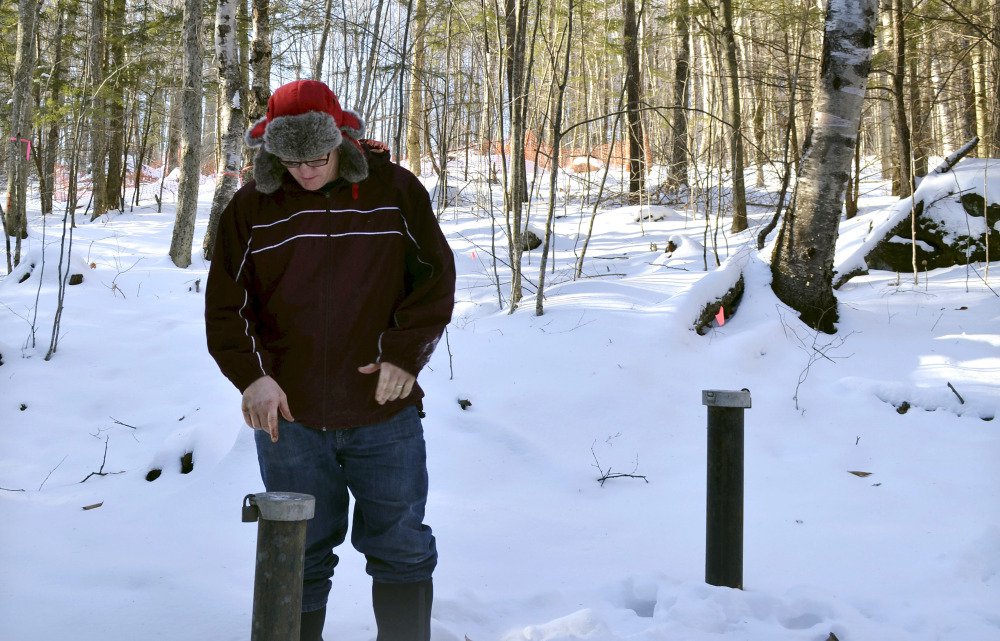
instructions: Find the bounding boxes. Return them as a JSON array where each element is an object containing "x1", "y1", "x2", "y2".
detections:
[
  {"x1": 358, "y1": 362, "x2": 415, "y2": 405},
  {"x1": 242, "y1": 376, "x2": 294, "y2": 442}
]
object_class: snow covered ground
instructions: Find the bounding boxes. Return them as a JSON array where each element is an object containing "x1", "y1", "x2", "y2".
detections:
[{"x1": 1, "y1": 159, "x2": 998, "y2": 641}]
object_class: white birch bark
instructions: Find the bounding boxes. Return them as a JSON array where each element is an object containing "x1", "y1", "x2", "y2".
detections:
[
  {"x1": 204, "y1": 0, "x2": 245, "y2": 260},
  {"x1": 771, "y1": 0, "x2": 878, "y2": 334},
  {"x1": 246, "y1": 0, "x2": 272, "y2": 154}
]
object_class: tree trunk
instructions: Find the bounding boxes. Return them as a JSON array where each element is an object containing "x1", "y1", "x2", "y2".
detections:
[
  {"x1": 104, "y1": 0, "x2": 127, "y2": 212},
  {"x1": 406, "y1": 0, "x2": 428, "y2": 175},
  {"x1": 992, "y1": 0, "x2": 1000, "y2": 157},
  {"x1": 903, "y1": 0, "x2": 929, "y2": 177},
  {"x1": 771, "y1": 0, "x2": 877, "y2": 334},
  {"x1": 41, "y1": 0, "x2": 75, "y2": 216},
  {"x1": 971, "y1": 37, "x2": 989, "y2": 157},
  {"x1": 313, "y1": 0, "x2": 334, "y2": 80},
  {"x1": 88, "y1": 0, "x2": 109, "y2": 220},
  {"x1": 749, "y1": 25, "x2": 767, "y2": 189},
  {"x1": 5, "y1": 0, "x2": 41, "y2": 266},
  {"x1": 505, "y1": 0, "x2": 530, "y2": 310},
  {"x1": 168, "y1": 0, "x2": 204, "y2": 268},
  {"x1": 720, "y1": 0, "x2": 747, "y2": 232},
  {"x1": 665, "y1": 0, "x2": 690, "y2": 196},
  {"x1": 537, "y1": 0, "x2": 573, "y2": 316},
  {"x1": 621, "y1": 0, "x2": 645, "y2": 203},
  {"x1": 204, "y1": 0, "x2": 245, "y2": 260},
  {"x1": 957, "y1": 34, "x2": 979, "y2": 151},
  {"x1": 357, "y1": 0, "x2": 387, "y2": 120},
  {"x1": 246, "y1": 0, "x2": 272, "y2": 167},
  {"x1": 165, "y1": 89, "x2": 183, "y2": 177},
  {"x1": 890, "y1": 0, "x2": 913, "y2": 197}
]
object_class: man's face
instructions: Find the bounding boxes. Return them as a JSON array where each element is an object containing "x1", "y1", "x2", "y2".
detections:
[{"x1": 283, "y1": 148, "x2": 339, "y2": 191}]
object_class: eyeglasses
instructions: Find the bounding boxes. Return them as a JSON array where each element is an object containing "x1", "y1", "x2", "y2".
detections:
[{"x1": 279, "y1": 153, "x2": 331, "y2": 168}]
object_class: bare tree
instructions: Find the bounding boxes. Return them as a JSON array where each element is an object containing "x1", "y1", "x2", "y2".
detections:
[
  {"x1": 40, "y1": 0, "x2": 76, "y2": 216},
  {"x1": 168, "y1": 0, "x2": 204, "y2": 268},
  {"x1": 536, "y1": 0, "x2": 574, "y2": 316},
  {"x1": 504, "y1": 0, "x2": 531, "y2": 310},
  {"x1": 719, "y1": 0, "x2": 748, "y2": 232},
  {"x1": 771, "y1": 0, "x2": 878, "y2": 334},
  {"x1": 665, "y1": 0, "x2": 691, "y2": 197},
  {"x1": 622, "y1": 0, "x2": 645, "y2": 203},
  {"x1": 5, "y1": 0, "x2": 43, "y2": 269},
  {"x1": 890, "y1": 0, "x2": 913, "y2": 197},
  {"x1": 88, "y1": 0, "x2": 109, "y2": 220},
  {"x1": 313, "y1": 0, "x2": 335, "y2": 80},
  {"x1": 104, "y1": 0, "x2": 127, "y2": 213},
  {"x1": 406, "y1": 0, "x2": 428, "y2": 175}
]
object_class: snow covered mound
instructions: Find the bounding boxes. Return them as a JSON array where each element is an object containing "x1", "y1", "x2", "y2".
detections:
[{"x1": 834, "y1": 158, "x2": 999, "y2": 283}]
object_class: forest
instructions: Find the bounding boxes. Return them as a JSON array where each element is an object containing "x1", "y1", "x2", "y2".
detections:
[
  {"x1": 1, "y1": 0, "x2": 999, "y2": 329},
  {"x1": 2, "y1": 2, "x2": 999, "y2": 640}
]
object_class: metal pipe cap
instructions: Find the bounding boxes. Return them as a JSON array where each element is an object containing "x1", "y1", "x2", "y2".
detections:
[{"x1": 252, "y1": 492, "x2": 316, "y2": 522}]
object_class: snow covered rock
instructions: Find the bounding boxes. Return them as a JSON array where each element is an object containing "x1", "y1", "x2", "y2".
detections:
[{"x1": 864, "y1": 192, "x2": 1000, "y2": 272}]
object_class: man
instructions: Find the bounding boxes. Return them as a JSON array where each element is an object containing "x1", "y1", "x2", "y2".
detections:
[{"x1": 205, "y1": 79, "x2": 455, "y2": 641}]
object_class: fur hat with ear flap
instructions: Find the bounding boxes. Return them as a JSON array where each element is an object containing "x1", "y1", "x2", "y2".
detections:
[{"x1": 245, "y1": 79, "x2": 369, "y2": 194}]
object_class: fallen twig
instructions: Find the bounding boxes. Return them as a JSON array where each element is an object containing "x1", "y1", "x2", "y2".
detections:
[
  {"x1": 39, "y1": 456, "x2": 68, "y2": 491},
  {"x1": 591, "y1": 445, "x2": 648, "y2": 487},
  {"x1": 80, "y1": 438, "x2": 125, "y2": 483}
]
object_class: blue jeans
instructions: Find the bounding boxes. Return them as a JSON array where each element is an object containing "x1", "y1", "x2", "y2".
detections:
[{"x1": 254, "y1": 405, "x2": 437, "y2": 613}]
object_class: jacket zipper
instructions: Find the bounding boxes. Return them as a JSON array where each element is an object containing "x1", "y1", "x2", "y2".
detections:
[{"x1": 321, "y1": 193, "x2": 333, "y2": 426}]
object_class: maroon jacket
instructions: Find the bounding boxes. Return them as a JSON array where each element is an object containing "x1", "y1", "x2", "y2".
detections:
[{"x1": 205, "y1": 149, "x2": 455, "y2": 429}]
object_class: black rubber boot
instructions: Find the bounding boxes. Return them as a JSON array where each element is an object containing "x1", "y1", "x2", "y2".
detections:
[
  {"x1": 300, "y1": 606, "x2": 326, "y2": 641},
  {"x1": 372, "y1": 579, "x2": 433, "y2": 641}
]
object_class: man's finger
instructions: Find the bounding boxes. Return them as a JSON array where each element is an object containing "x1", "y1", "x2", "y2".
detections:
[
  {"x1": 358, "y1": 362, "x2": 381, "y2": 374},
  {"x1": 279, "y1": 396, "x2": 294, "y2": 422},
  {"x1": 267, "y1": 407, "x2": 279, "y2": 442}
]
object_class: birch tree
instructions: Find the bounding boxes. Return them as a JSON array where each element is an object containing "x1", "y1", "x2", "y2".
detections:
[
  {"x1": 991, "y1": 0, "x2": 1000, "y2": 157},
  {"x1": 168, "y1": 0, "x2": 204, "y2": 268},
  {"x1": 246, "y1": 0, "x2": 272, "y2": 160},
  {"x1": 204, "y1": 0, "x2": 244, "y2": 260},
  {"x1": 771, "y1": 0, "x2": 878, "y2": 334}
]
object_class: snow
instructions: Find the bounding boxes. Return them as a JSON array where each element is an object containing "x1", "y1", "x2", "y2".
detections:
[{"x1": 1, "y1": 157, "x2": 998, "y2": 641}]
